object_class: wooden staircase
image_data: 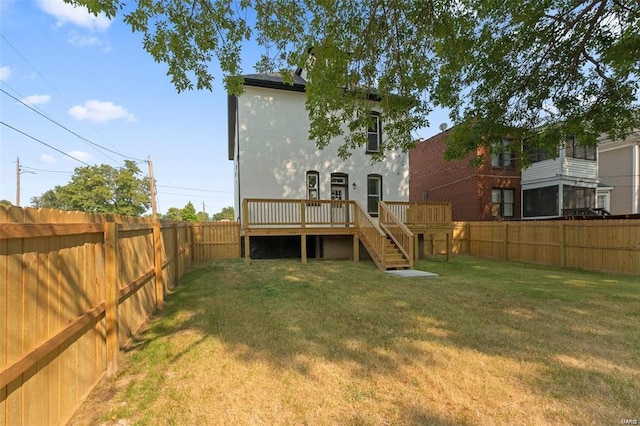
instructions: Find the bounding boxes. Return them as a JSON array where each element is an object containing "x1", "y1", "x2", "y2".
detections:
[
  {"x1": 383, "y1": 236, "x2": 411, "y2": 269},
  {"x1": 354, "y1": 201, "x2": 413, "y2": 271}
]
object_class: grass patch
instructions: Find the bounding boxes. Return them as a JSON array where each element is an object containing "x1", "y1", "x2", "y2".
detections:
[{"x1": 69, "y1": 256, "x2": 640, "y2": 425}]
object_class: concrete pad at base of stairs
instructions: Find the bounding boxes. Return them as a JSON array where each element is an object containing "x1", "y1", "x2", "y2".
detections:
[{"x1": 386, "y1": 269, "x2": 439, "y2": 278}]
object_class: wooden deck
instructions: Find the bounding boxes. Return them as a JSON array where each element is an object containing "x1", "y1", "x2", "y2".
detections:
[{"x1": 241, "y1": 199, "x2": 452, "y2": 270}]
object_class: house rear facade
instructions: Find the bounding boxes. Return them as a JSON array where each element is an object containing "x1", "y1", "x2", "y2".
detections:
[{"x1": 228, "y1": 72, "x2": 409, "y2": 220}]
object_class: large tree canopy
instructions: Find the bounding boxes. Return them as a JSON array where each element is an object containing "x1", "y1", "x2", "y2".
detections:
[
  {"x1": 71, "y1": 0, "x2": 639, "y2": 163},
  {"x1": 31, "y1": 160, "x2": 151, "y2": 215}
]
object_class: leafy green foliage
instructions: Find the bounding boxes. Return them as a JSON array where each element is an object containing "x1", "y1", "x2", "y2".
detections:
[
  {"x1": 30, "y1": 160, "x2": 151, "y2": 215},
  {"x1": 161, "y1": 201, "x2": 206, "y2": 221},
  {"x1": 181, "y1": 201, "x2": 198, "y2": 222},
  {"x1": 0, "y1": 199, "x2": 12, "y2": 207},
  {"x1": 70, "y1": 0, "x2": 639, "y2": 162},
  {"x1": 212, "y1": 205, "x2": 234, "y2": 221}
]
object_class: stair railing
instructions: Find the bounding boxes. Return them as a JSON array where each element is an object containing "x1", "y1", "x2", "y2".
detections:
[
  {"x1": 354, "y1": 201, "x2": 387, "y2": 270},
  {"x1": 379, "y1": 202, "x2": 414, "y2": 269}
]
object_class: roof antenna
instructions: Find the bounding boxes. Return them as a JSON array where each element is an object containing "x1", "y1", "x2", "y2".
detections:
[{"x1": 438, "y1": 123, "x2": 448, "y2": 132}]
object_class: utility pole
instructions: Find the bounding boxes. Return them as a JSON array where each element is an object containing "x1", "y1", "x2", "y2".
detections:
[
  {"x1": 15, "y1": 157, "x2": 20, "y2": 206},
  {"x1": 147, "y1": 156, "x2": 158, "y2": 220}
]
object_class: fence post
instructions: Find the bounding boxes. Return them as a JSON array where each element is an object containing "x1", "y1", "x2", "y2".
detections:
[
  {"x1": 104, "y1": 222, "x2": 118, "y2": 376},
  {"x1": 153, "y1": 222, "x2": 164, "y2": 310},
  {"x1": 173, "y1": 223, "x2": 180, "y2": 285}
]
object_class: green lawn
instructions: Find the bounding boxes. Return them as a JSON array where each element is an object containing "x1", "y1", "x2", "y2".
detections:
[{"x1": 70, "y1": 256, "x2": 640, "y2": 425}]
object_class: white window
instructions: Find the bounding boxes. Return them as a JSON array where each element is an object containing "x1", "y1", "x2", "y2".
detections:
[
  {"x1": 367, "y1": 112, "x2": 381, "y2": 153},
  {"x1": 367, "y1": 174, "x2": 382, "y2": 216},
  {"x1": 306, "y1": 171, "x2": 319, "y2": 200},
  {"x1": 491, "y1": 188, "x2": 515, "y2": 218}
]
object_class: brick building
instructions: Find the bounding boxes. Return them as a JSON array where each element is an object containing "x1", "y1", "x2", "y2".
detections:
[{"x1": 410, "y1": 129, "x2": 522, "y2": 221}]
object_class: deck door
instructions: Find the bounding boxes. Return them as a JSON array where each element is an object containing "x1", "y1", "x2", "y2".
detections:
[{"x1": 330, "y1": 174, "x2": 349, "y2": 226}]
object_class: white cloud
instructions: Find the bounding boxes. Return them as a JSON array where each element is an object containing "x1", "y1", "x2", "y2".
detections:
[
  {"x1": 68, "y1": 100, "x2": 137, "y2": 123},
  {"x1": 67, "y1": 150, "x2": 94, "y2": 162},
  {"x1": 0, "y1": 66, "x2": 11, "y2": 81},
  {"x1": 38, "y1": 0, "x2": 111, "y2": 31},
  {"x1": 22, "y1": 94, "x2": 51, "y2": 106},
  {"x1": 67, "y1": 31, "x2": 111, "y2": 51},
  {"x1": 40, "y1": 154, "x2": 56, "y2": 164}
]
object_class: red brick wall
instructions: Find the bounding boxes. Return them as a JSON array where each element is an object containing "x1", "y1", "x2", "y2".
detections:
[{"x1": 409, "y1": 130, "x2": 522, "y2": 220}]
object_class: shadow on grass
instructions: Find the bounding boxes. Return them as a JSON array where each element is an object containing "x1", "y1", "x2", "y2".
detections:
[{"x1": 124, "y1": 256, "x2": 640, "y2": 423}]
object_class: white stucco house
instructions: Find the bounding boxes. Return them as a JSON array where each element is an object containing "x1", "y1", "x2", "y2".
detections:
[{"x1": 227, "y1": 71, "x2": 410, "y2": 221}]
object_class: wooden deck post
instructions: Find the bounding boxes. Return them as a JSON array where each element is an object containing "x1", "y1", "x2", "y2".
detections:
[
  {"x1": 104, "y1": 222, "x2": 118, "y2": 376},
  {"x1": 301, "y1": 234, "x2": 307, "y2": 264},
  {"x1": 353, "y1": 234, "x2": 359, "y2": 262},
  {"x1": 244, "y1": 233, "x2": 250, "y2": 265}
]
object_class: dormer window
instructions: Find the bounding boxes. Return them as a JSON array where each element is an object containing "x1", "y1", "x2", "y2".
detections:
[{"x1": 367, "y1": 112, "x2": 381, "y2": 153}]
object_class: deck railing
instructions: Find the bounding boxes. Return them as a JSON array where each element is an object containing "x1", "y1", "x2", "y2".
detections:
[
  {"x1": 354, "y1": 201, "x2": 387, "y2": 270},
  {"x1": 242, "y1": 198, "x2": 356, "y2": 228},
  {"x1": 379, "y1": 202, "x2": 414, "y2": 268},
  {"x1": 385, "y1": 201, "x2": 452, "y2": 225}
]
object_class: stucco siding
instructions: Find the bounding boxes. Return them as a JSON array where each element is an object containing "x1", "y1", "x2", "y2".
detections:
[{"x1": 235, "y1": 86, "x2": 409, "y2": 217}]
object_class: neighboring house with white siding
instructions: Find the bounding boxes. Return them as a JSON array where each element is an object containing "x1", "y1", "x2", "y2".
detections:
[
  {"x1": 522, "y1": 136, "x2": 599, "y2": 218},
  {"x1": 227, "y1": 71, "x2": 409, "y2": 222},
  {"x1": 597, "y1": 131, "x2": 640, "y2": 215}
]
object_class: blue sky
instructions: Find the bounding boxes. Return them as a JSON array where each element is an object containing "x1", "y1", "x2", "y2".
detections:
[{"x1": 1, "y1": 0, "x2": 447, "y2": 216}]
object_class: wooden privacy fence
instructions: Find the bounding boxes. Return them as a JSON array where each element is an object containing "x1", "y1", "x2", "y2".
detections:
[
  {"x1": 448, "y1": 220, "x2": 640, "y2": 275},
  {"x1": 192, "y1": 222, "x2": 241, "y2": 260},
  {"x1": 0, "y1": 207, "x2": 243, "y2": 426}
]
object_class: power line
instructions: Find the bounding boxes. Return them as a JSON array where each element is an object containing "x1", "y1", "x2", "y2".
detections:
[
  {"x1": 20, "y1": 166, "x2": 73, "y2": 174},
  {"x1": 157, "y1": 191, "x2": 233, "y2": 201},
  {"x1": 0, "y1": 87, "x2": 145, "y2": 163},
  {"x1": 0, "y1": 33, "x2": 128, "y2": 157},
  {"x1": 0, "y1": 121, "x2": 91, "y2": 166},
  {"x1": 156, "y1": 184, "x2": 232, "y2": 193}
]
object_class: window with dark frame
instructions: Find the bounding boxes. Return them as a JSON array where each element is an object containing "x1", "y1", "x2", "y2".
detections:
[
  {"x1": 491, "y1": 188, "x2": 515, "y2": 218},
  {"x1": 491, "y1": 139, "x2": 516, "y2": 168},
  {"x1": 367, "y1": 112, "x2": 381, "y2": 153},
  {"x1": 565, "y1": 136, "x2": 596, "y2": 160},
  {"x1": 367, "y1": 174, "x2": 382, "y2": 216}
]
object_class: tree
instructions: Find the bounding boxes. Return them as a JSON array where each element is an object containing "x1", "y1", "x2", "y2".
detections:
[
  {"x1": 181, "y1": 201, "x2": 198, "y2": 222},
  {"x1": 163, "y1": 207, "x2": 184, "y2": 221},
  {"x1": 30, "y1": 160, "x2": 151, "y2": 215},
  {"x1": 213, "y1": 206, "x2": 235, "y2": 221},
  {"x1": 72, "y1": 0, "x2": 639, "y2": 164},
  {"x1": 161, "y1": 202, "x2": 204, "y2": 221},
  {"x1": 0, "y1": 199, "x2": 12, "y2": 207},
  {"x1": 196, "y1": 211, "x2": 210, "y2": 222}
]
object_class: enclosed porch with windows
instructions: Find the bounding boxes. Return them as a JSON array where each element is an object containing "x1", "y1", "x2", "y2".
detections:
[{"x1": 241, "y1": 198, "x2": 453, "y2": 271}]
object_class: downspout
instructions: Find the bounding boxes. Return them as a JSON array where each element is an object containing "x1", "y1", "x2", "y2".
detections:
[
  {"x1": 633, "y1": 143, "x2": 639, "y2": 214},
  {"x1": 236, "y1": 100, "x2": 242, "y2": 222}
]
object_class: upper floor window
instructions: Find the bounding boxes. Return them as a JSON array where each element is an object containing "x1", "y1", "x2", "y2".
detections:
[
  {"x1": 491, "y1": 139, "x2": 515, "y2": 168},
  {"x1": 491, "y1": 188, "x2": 515, "y2": 218},
  {"x1": 306, "y1": 171, "x2": 319, "y2": 200},
  {"x1": 367, "y1": 174, "x2": 382, "y2": 216},
  {"x1": 565, "y1": 136, "x2": 596, "y2": 160},
  {"x1": 367, "y1": 112, "x2": 381, "y2": 153}
]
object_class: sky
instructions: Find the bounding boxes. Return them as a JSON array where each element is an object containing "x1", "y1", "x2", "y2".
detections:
[{"x1": 0, "y1": 0, "x2": 448, "y2": 216}]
